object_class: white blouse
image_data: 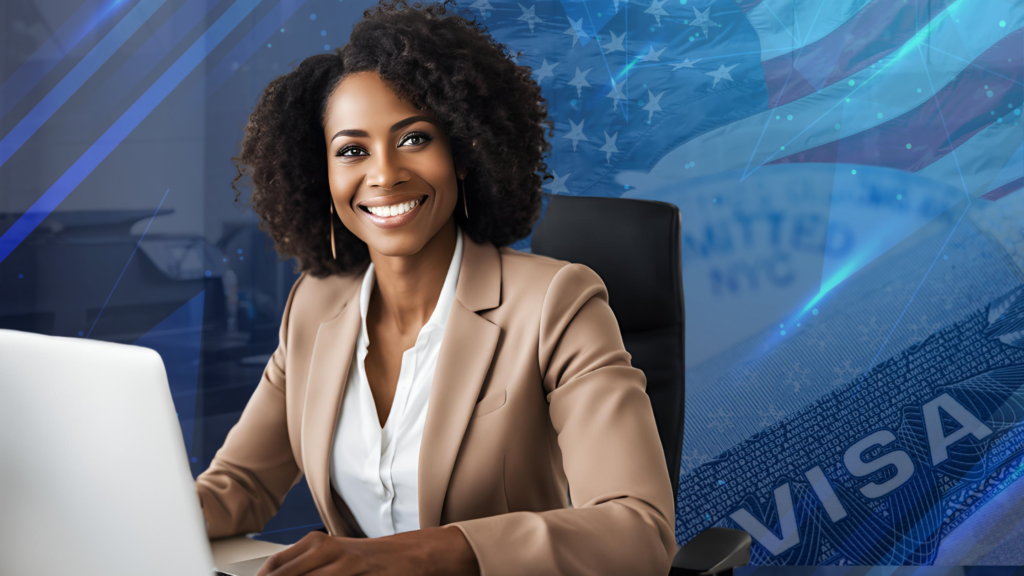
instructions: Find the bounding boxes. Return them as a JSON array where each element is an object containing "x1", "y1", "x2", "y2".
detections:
[{"x1": 328, "y1": 225, "x2": 464, "y2": 538}]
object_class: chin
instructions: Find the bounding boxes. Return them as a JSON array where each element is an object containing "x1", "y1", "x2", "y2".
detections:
[{"x1": 364, "y1": 233, "x2": 430, "y2": 258}]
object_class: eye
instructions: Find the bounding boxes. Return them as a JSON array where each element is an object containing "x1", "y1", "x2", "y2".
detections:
[
  {"x1": 337, "y1": 145, "x2": 365, "y2": 157},
  {"x1": 334, "y1": 132, "x2": 432, "y2": 157},
  {"x1": 401, "y1": 131, "x2": 432, "y2": 147}
]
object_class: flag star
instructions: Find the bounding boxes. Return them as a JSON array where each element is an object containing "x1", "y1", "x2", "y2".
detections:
[
  {"x1": 690, "y1": 6, "x2": 719, "y2": 36},
  {"x1": 563, "y1": 16, "x2": 590, "y2": 48},
  {"x1": 706, "y1": 63, "x2": 738, "y2": 88},
  {"x1": 599, "y1": 131, "x2": 620, "y2": 163},
  {"x1": 670, "y1": 58, "x2": 700, "y2": 70},
  {"x1": 532, "y1": 58, "x2": 560, "y2": 84},
  {"x1": 563, "y1": 118, "x2": 589, "y2": 151},
  {"x1": 606, "y1": 78, "x2": 627, "y2": 106},
  {"x1": 643, "y1": 89, "x2": 665, "y2": 123},
  {"x1": 470, "y1": 0, "x2": 493, "y2": 18},
  {"x1": 517, "y1": 3, "x2": 544, "y2": 33},
  {"x1": 509, "y1": 48, "x2": 525, "y2": 64},
  {"x1": 645, "y1": 0, "x2": 669, "y2": 26},
  {"x1": 640, "y1": 45, "x2": 667, "y2": 62},
  {"x1": 602, "y1": 30, "x2": 626, "y2": 54},
  {"x1": 567, "y1": 67, "x2": 592, "y2": 98},
  {"x1": 543, "y1": 171, "x2": 572, "y2": 194}
]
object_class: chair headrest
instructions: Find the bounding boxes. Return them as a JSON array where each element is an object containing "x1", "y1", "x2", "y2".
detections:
[{"x1": 531, "y1": 194, "x2": 683, "y2": 333}]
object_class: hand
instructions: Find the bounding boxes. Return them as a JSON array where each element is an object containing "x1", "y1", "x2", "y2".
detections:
[{"x1": 256, "y1": 526, "x2": 480, "y2": 576}]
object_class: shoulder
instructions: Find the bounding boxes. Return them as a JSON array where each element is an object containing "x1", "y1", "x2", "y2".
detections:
[
  {"x1": 498, "y1": 248, "x2": 625, "y2": 384},
  {"x1": 281, "y1": 266, "x2": 366, "y2": 327},
  {"x1": 496, "y1": 246, "x2": 610, "y2": 312}
]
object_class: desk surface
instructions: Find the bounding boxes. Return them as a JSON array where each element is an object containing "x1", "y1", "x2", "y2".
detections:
[{"x1": 210, "y1": 536, "x2": 289, "y2": 566}]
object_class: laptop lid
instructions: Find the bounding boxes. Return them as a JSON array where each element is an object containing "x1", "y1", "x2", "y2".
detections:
[{"x1": 0, "y1": 329, "x2": 215, "y2": 575}]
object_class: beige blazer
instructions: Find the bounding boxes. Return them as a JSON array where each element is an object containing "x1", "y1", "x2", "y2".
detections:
[{"x1": 195, "y1": 233, "x2": 677, "y2": 576}]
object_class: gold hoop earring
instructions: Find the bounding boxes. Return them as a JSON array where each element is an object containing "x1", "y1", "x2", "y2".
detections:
[
  {"x1": 329, "y1": 200, "x2": 337, "y2": 260},
  {"x1": 459, "y1": 178, "x2": 469, "y2": 219}
]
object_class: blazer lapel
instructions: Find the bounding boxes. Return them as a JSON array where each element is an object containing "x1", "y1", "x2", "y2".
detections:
[
  {"x1": 301, "y1": 236, "x2": 503, "y2": 535},
  {"x1": 418, "y1": 235, "x2": 502, "y2": 529},
  {"x1": 302, "y1": 279, "x2": 363, "y2": 535}
]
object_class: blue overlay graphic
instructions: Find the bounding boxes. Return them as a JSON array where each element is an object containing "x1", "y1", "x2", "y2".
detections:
[{"x1": 134, "y1": 291, "x2": 205, "y2": 458}]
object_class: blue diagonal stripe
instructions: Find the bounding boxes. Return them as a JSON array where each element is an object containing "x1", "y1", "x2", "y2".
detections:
[
  {"x1": 195, "y1": 0, "x2": 309, "y2": 101},
  {"x1": 0, "y1": 0, "x2": 266, "y2": 264},
  {"x1": 85, "y1": 0, "x2": 222, "y2": 121},
  {"x1": 0, "y1": 0, "x2": 168, "y2": 168},
  {"x1": 86, "y1": 188, "x2": 170, "y2": 338},
  {"x1": 0, "y1": 0, "x2": 136, "y2": 120}
]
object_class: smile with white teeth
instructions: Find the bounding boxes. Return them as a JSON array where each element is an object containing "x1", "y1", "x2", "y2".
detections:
[{"x1": 363, "y1": 197, "x2": 424, "y2": 217}]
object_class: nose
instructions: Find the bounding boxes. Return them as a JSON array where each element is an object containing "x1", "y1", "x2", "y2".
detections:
[{"x1": 365, "y1": 145, "x2": 409, "y2": 190}]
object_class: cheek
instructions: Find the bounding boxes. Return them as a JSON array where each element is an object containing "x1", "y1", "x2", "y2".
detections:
[
  {"x1": 423, "y1": 169, "x2": 459, "y2": 202},
  {"x1": 326, "y1": 171, "x2": 357, "y2": 209}
]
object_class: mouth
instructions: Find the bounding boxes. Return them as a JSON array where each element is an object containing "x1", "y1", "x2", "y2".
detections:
[{"x1": 358, "y1": 194, "x2": 429, "y2": 229}]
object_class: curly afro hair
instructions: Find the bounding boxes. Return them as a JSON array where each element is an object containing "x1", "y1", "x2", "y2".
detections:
[{"x1": 231, "y1": 0, "x2": 555, "y2": 278}]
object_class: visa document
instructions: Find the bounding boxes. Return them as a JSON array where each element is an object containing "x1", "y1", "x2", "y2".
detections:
[{"x1": 630, "y1": 164, "x2": 1024, "y2": 565}]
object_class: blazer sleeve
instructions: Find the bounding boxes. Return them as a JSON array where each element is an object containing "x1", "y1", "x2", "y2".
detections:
[
  {"x1": 450, "y1": 263, "x2": 678, "y2": 576},
  {"x1": 194, "y1": 273, "x2": 306, "y2": 539}
]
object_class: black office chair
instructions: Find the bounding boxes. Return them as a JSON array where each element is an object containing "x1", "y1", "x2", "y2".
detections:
[{"x1": 531, "y1": 193, "x2": 751, "y2": 576}]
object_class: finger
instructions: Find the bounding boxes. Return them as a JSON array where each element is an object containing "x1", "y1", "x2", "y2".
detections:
[
  {"x1": 257, "y1": 533, "x2": 323, "y2": 576},
  {"x1": 304, "y1": 563, "x2": 357, "y2": 576},
  {"x1": 302, "y1": 552, "x2": 364, "y2": 576},
  {"x1": 267, "y1": 546, "x2": 333, "y2": 576}
]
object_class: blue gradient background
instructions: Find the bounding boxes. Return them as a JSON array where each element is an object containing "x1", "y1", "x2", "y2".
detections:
[{"x1": 1, "y1": 0, "x2": 1022, "y2": 564}]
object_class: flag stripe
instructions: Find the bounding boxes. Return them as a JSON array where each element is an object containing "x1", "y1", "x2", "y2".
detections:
[
  {"x1": 767, "y1": 29, "x2": 1023, "y2": 173},
  {"x1": 761, "y1": 0, "x2": 957, "y2": 107},
  {"x1": 733, "y1": 0, "x2": 764, "y2": 14},
  {"x1": 918, "y1": 125, "x2": 1022, "y2": 198},
  {"x1": 981, "y1": 177, "x2": 1024, "y2": 201},
  {"x1": 745, "y1": 0, "x2": 872, "y2": 62},
  {"x1": 646, "y1": 2, "x2": 1021, "y2": 188}
]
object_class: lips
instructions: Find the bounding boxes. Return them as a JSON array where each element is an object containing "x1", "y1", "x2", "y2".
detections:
[
  {"x1": 358, "y1": 193, "x2": 425, "y2": 214},
  {"x1": 358, "y1": 194, "x2": 428, "y2": 230},
  {"x1": 357, "y1": 194, "x2": 428, "y2": 210}
]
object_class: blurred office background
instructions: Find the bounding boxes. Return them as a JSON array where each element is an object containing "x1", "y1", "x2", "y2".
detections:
[{"x1": 1, "y1": 0, "x2": 1023, "y2": 565}]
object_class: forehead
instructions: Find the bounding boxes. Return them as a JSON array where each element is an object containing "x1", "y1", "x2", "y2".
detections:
[{"x1": 324, "y1": 71, "x2": 426, "y2": 128}]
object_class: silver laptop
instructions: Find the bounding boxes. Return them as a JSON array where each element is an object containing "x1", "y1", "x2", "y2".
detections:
[{"x1": 0, "y1": 328, "x2": 269, "y2": 576}]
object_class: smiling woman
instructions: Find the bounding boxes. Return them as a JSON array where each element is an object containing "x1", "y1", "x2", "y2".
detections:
[
  {"x1": 200, "y1": 1, "x2": 678, "y2": 575},
  {"x1": 322, "y1": 72, "x2": 464, "y2": 256},
  {"x1": 230, "y1": 0, "x2": 555, "y2": 277}
]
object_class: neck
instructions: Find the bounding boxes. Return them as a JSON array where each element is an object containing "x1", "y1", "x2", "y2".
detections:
[{"x1": 366, "y1": 217, "x2": 458, "y2": 335}]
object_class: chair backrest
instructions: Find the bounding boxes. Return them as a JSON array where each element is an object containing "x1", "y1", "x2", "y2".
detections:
[{"x1": 531, "y1": 193, "x2": 685, "y2": 503}]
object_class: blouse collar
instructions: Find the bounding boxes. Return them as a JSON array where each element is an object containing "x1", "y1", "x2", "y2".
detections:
[{"x1": 356, "y1": 224, "x2": 464, "y2": 346}]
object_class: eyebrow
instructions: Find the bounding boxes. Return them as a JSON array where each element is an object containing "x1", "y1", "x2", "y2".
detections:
[{"x1": 330, "y1": 115, "x2": 439, "y2": 141}]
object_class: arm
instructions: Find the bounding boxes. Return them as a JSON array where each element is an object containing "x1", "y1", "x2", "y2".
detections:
[
  {"x1": 450, "y1": 263, "x2": 678, "y2": 576},
  {"x1": 196, "y1": 273, "x2": 307, "y2": 539}
]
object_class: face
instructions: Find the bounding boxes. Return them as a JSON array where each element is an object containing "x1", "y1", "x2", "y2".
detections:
[{"x1": 323, "y1": 71, "x2": 462, "y2": 258}]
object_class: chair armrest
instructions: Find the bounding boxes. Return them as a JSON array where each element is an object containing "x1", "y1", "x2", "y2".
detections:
[{"x1": 669, "y1": 527, "x2": 751, "y2": 575}]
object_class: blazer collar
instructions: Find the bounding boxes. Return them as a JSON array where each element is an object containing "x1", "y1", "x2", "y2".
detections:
[{"x1": 301, "y1": 232, "x2": 503, "y2": 535}]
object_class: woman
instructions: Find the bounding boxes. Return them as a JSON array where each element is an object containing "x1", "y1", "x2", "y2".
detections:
[{"x1": 195, "y1": 0, "x2": 677, "y2": 574}]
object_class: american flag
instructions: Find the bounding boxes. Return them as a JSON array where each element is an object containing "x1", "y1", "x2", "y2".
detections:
[
  {"x1": 483, "y1": 0, "x2": 1024, "y2": 250},
  {"x1": 479, "y1": 0, "x2": 1024, "y2": 561}
]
